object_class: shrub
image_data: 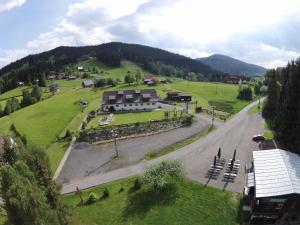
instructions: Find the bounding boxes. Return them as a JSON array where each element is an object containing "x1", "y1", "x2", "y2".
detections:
[
  {"x1": 118, "y1": 187, "x2": 124, "y2": 193},
  {"x1": 142, "y1": 160, "x2": 184, "y2": 189},
  {"x1": 86, "y1": 192, "x2": 98, "y2": 205},
  {"x1": 103, "y1": 188, "x2": 109, "y2": 198},
  {"x1": 133, "y1": 178, "x2": 142, "y2": 190}
]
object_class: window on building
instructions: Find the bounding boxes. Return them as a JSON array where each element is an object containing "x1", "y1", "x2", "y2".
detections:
[
  {"x1": 116, "y1": 104, "x2": 119, "y2": 107},
  {"x1": 135, "y1": 103, "x2": 138, "y2": 106},
  {"x1": 124, "y1": 104, "x2": 127, "y2": 106},
  {"x1": 141, "y1": 103, "x2": 143, "y2": 106},
  {"x1": 147, "y1": 103, "x2": 150, "y2": 105},
  {"x1": 152, "y1": 103, "x2": 155, "y2": 105},
  {"x1": 129, "y1": 104, "x2": 132, "y2": 106}
]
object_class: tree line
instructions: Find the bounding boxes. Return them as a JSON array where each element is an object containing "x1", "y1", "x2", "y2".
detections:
[
  {"x1": 0, "y1": 135, "x2": 70, "y2": 225},
  {"x1": 262, "y1": 60, "x2": 300, "y2": 154},
  {"x1": 0, "y1": 85, "x2": 43, "y2": 117}
]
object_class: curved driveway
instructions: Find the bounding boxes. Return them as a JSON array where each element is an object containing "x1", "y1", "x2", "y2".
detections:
[{"x1": 61, "y1": 100, "x2": 263, "y2": 194}]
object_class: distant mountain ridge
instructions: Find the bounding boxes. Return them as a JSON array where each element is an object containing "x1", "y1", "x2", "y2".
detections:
[
  {"x1": 0, "y1": 42, "x2": 232, "y2": 94},
  {"x1": 197, "y1": 54, "x2": 266, "y2": 77}
]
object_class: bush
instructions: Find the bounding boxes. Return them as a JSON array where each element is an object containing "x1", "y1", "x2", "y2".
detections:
[
  {"x1": 133, "y1": 178, "x2": 142, "y2": 190},
  {"x1": 118, "y1": 187, "x2": 124, "y2": 193},
  {"x1": 103, "y1": 188, "x2": 109, "y2": 198},
  {"x1": 86, "y1": 192, "x2": 98, "y2": 205},
  {"x1": 143, "y1": 160, "x2": 184, "y2": 189}
]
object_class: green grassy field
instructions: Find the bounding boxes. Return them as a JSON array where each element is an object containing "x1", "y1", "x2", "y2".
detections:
[
  {"x1": 169, "y1": 81, "x2": 250, "y2": 114},
  {"x1": 64, "y1": 177, "x2": 242, "y2": 225}
]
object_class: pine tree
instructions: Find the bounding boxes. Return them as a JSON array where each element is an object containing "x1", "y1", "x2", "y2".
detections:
[
  {"x1": 39, "y1": 73, "x2": 47, "y2": 87},
  {"x1": 4, "y1": 99, "x2": 12, "y2": 115},
  {"x1": 31, "y1": 85, "x2": 42, "y2": 101},
  {"x1": 275, "y1": 61, "x2": 300, "y2": 153},
  {"x1": 262, "y1": 70, "x2": 279, "y2": 120}
]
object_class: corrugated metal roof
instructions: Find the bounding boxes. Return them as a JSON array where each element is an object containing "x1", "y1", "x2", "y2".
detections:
[{"x1": 253, "y1": 149, "x2": 300, "y2": 198}]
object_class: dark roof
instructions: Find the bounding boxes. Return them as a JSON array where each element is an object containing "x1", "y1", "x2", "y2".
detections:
[{"x1": 102, "y1": 89, "x2": 160, "y2": 105}]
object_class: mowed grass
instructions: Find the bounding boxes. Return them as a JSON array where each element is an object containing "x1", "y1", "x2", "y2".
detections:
[
  {"x1": 169, "y1": 81, "x2": 250, "y2": 113},
  {"x1": 87, "y1": 110, "x2": 181, "y2": 128},
  {"x1": 0, "y1": 88, "x2": 101, "y2": 148},
  {"x1": 64, "y1": 177, "x2": 242, "y2": 225}
]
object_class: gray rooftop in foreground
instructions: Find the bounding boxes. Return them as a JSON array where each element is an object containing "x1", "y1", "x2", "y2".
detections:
[{"x1": 253, "y1": 149, "x2": 300, "y2": 198}]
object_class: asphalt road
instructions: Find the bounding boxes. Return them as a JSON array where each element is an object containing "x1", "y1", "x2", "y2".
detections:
[
  {"x1": 57, "y1": 112, "x2": 212, "y2": 183},
  {"x1": 61, "y1": 100, "x2": 263, "y2": 194}
]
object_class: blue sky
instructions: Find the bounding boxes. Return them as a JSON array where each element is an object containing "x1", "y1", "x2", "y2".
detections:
[{"x1": 1, "y1": 0, "x2": 300, "y2": 69}]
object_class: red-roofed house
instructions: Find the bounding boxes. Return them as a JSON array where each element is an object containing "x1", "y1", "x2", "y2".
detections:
[
  {"x1": 226, "y1": 75, "x2": 242, "y2": 84},
  {"x1": 144, "y1": 74, "x2": 156, "y2": 84}
]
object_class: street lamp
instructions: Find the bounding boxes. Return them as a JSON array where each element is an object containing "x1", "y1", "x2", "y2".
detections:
[{"x1": 111, "y1": 130, "x2": 119, "y2": 157}]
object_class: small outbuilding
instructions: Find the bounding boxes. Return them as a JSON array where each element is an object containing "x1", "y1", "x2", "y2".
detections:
[
  {"x1": 49, "y1": 84, "x2": 60, "y2": 92},
  {"x1": 82, "y1": 80, "x2": 94, "y2": 88}
]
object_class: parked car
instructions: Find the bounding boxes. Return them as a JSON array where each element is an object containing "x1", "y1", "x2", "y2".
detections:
[{"x1": 252, "y1": 134, "x2": 265, "y2": 142}]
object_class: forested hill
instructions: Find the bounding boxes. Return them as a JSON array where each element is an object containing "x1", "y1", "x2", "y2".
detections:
[
  {"x1": 197, "y1": 54, "x2": 266, "y2": 77},
  {"x1": 0, "y1": 42, "x2": 228, "y2": 94}
]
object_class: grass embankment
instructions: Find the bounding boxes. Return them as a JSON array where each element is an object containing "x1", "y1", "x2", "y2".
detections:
[
  {"x1": 145, "y1": 126, "x2": 215, "y2": 160},
  {"x1": 64, "y1": 177, "x2": 242, "y2": 225}
]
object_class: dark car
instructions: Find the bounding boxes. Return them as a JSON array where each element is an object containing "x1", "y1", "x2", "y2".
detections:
[{"x1": 252, "y1": 135, "x2": 265, "y2": 142}]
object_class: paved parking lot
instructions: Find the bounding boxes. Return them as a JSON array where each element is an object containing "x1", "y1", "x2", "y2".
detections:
[{"x1": 57, "y1": 114, "x2": 212, "y2": 183}]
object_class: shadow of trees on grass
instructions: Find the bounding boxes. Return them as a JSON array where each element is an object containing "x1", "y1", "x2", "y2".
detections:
[{"x1": 122, "y1": 184, "x2": 177, "y2": 219}]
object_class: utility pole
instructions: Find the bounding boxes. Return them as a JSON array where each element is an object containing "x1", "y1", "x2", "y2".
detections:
[{"x1": 111, "y1": 130, "x2": 119, "y2": 157}]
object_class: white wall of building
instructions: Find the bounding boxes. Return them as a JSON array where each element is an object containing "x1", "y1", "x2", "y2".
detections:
[{"x1": 102, "y1": 102, "x2": 158, "y2": 112}]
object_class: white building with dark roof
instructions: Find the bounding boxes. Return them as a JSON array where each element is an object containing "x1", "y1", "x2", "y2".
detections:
[
  {"x1": 102, "y1": 89, "x2": 160, "y2": 112},
  {"x1": 245, "y1": 149, "x2": 300, "y2": 225}
]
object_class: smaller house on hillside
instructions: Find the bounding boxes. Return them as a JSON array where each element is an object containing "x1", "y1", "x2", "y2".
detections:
[
  {"x1": 82, "y1": 80, "x2": 94, "y2": 88},
  {"x1": 166, "y1": 91, "x2": 192, "y2": 102},
  {"x1": 226, "y1": 75, "x2": 242, "y2": 84},
  {"x1": 144, "y1": 74, "x2": 156, "y2": 84},
  {"x1": 18, "y1": 81, "x2": 24, "y2": 86},
  {"x1": 78, "y1": 66, "x2": 84, "y2": 71},
  {"x1": 49, "y1": 84, "x2": 60, "y2": 92},
  {"x1": 68, "y1": 75, "x2": 77, "y2": 80}
]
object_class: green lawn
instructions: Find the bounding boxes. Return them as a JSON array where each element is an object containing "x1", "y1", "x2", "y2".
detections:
[
  {"x1": 64, "y1": 177, "x2": 242, "y2": 225},
  {"x1": 0, "y1": 88, "x2": 101, "y2": 148},
  {"x1": 168, "y1": 81, "x2": 250, "y2": 114},
  {"x1": 264, "y1": 120, "x2": 274, "y2": 140},
  {"x1": 87, "y1": 110, "x2": 182, "y2": 129}
]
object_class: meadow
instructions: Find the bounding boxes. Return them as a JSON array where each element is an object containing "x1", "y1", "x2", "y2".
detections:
[
  {"x1": 64, "y1": 177, "x2": 242, "y2": 225},
  {"x1": 0, "y1": 59, "x2": 253, "y2": 172}
]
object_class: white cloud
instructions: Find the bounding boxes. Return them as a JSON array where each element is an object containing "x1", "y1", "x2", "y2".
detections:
[
  {"x1": 1, "y1": 0, "x2": 300, "y2": 69},
  {"x1": 0, "y1": 0, "x2": 26, "y2": 12}
]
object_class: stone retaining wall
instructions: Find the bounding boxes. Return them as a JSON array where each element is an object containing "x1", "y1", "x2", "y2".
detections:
[{"x1": 78, "y1": 115, "x2": 193, "y2": 143}]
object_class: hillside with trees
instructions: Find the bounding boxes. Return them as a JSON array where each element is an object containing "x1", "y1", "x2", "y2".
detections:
[
  {"x1": 262, "y1": 60, "x2": 300, "y2": 154},
  {"x1": 0, "y1": 42, "x2": 230, "y2": 95},
  {"x1": 197, "y1": 54, "x2": 266, "y2": 77}
]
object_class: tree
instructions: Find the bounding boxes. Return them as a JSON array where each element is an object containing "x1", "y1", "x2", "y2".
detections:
[
  {"x1": 21, "y1": 89, "x2": 33, "y2": 107},
  {"x1": 135, "y1": 70, "x2": 142, "y2": 83},
  {"x1": 142, "y1": 160, "x2": 184, "y2": 189},
  {"x1": 0, "y1": 162, "x2": 60, "y2": 225},
  {"x1": 39, "y1": 73, "x2": 47, "y2": 87},
  {"x1": 237, "y1": 85, "x2": 253, "y2": 101},
  {"x1": 4, "y1": 99, "x2": 12, "y2": 115},
  {"x1": 274, "y1": 61, "x2": 300, "y2": 153},
  {"x1": 31, "y1": 85, "x2": 42, "y2": 101},
  {"x1": 107, "y1": 78, "x2": 117, "y2": 87},
  {"x1": 124, "y1": 72, "x2": 135, "y2": 86},
  {"x1": 262, "y1": 70, "x2": 279, "y2": 120}
]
